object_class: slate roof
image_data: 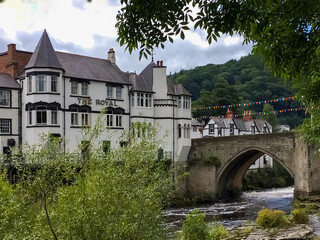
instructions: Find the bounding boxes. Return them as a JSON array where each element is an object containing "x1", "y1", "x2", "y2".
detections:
[
  {"x1": 56, "y1": 52, "x2": 131, "y2": 85},
  {"x1": 191, "y1": 119, "x2": 202, "y2": 126},
  {"x1": 138, "y1": 61, "x2": 191, "y2": 96},
  {"x1": 129, "y1": 74, "x2": 154, "y2": 93},
  {"x1": 254, "y1": 119, "x2": 272, "y2": 132},
  {"x1": 232, "y1": 118, "x2": 248, "y2": 131},
  {"x1": 0, "y1": 73, "x2": 20, "y2": 89},
  {"x1": 25, "y1": 30, "x2": 63, "y2": 71}
]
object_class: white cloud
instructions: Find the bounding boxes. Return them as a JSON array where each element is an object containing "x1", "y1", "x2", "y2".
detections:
[{"x1": 0, "y1": 0, "x2": 252, "y2": 74}]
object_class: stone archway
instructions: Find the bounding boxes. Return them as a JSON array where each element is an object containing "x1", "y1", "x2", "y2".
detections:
[{"x1": 216, "y1": 147, "x2": 293, "y2": 198}]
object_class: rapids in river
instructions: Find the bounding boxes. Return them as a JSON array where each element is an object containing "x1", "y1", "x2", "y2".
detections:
[{"x1": 165, "y1": 187, "x2": 294, "y2": 233}]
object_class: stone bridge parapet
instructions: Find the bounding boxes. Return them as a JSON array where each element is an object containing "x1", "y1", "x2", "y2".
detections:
[{"x1": 181, "y1": 132, "x2": 320, "y2": 202}]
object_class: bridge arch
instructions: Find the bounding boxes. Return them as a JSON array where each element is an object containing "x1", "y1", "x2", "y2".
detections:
[
  {"x1": 184, "y1": 132, "x2": 319, "y2": 202},
  {"x1": 216, "y1": 147, "x2": 294, "y2": 198}
]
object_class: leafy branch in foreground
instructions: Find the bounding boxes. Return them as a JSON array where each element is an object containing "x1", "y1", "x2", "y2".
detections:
[{"x1": 116, "y1": 0, "x2": 320, "y2": 144}]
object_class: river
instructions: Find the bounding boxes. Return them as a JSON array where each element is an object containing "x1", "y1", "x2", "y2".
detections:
[{"x1": 165, "y1": 187, "x2": 294, "y2": 235}]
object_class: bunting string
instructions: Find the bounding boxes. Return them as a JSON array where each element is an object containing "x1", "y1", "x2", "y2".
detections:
[
  {"x1": 194, "y1": 107, "x2": 305, "y2": 121},
  {"x1": 192, "y1": 96, "x2": 295, "y2": 111}
]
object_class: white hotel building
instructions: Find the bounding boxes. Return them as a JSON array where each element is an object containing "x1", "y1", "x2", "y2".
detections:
[{"x1": 0, "y1": 30, "x2": 192, "y2": 162}]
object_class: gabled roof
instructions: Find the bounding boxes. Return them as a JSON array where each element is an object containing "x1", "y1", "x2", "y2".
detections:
[
  {"x1": 254, "y1": 119, "x2": 272, "y2": 133},
  {"x1": 207, "y1": 118, "x2": 226, "y2": 128},
  {"x1": 191, "y1": 119, "x2": 202, "y2": 126},
  {"x1": 167, "y1": 80, "x2": 191, "y2": 96},
  {"x1": 232, "y1": 118, "x2": 248, "y2": 131},
  {"x1": 138, "y1": 61, "x2": 155, "y2": 92},
  {"x1": 0, "y1": 73, "x2": 20, "y2": 89},
  {"x1": 25, "y1": 30, "x2": 63, "y2": 71},
  {"x1": 56, "y1": 52, "x2": 130, "y2": 85},
  {"x1": 138, "y1": 61, "x2": 191, "y2": 96}
]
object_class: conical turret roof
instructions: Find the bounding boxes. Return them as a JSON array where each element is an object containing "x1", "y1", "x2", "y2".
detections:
[{"x1": 25, "y1": 30, "x2": 63, "y2": 71}]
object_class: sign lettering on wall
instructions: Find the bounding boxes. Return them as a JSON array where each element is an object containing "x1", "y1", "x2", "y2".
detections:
[{"x1": 77, "y1": 97, "x2": 118, "y2": 107}]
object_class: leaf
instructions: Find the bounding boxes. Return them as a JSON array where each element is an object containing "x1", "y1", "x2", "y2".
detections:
[{"x1": 180, "y1": 31, "x2": 185, "y2": 40}]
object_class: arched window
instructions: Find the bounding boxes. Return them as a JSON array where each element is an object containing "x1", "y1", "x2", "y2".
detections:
[
  {"x1": 137, "y1": 93, "x2": 141, "y2": 106},
  {"x1": 36, "y1": 106, "x2": 47, "y2": 125},
  {"x1": 115, "y1": 110, "x2": 122, "y2": 127},
  {"x1": 187, "y1": 124, "x2": 190, "y2": 138},
  {"x1": 184, "y1": 123, "x2": 187, "y2": 138},
  {"x1": 178, "y1": 96, "x2": 182, "y2": 109},
  {"x1": 178, "y1": 124, "x2": 181, "y2": 138},
  {"x1": 131, "y1": 93, "x2": 135, "y2": 107},
  {"x1": 106, "y1": 110, "x2": 113, "y2": 127}
]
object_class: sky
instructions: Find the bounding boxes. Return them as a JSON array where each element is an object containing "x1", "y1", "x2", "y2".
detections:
[{"x1": 0, "y1": 0, "x2": 253, "y2": 74}]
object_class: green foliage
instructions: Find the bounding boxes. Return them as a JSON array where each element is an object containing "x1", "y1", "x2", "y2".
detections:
[
  {"x1": 242, "y1": 161, "x2": 293, "y2": 190},
  {"x1": 256, "y1": 208, "x2": 289, "y2": 228},
  {"x1": 208, "y1": 223, "x2": 229, "y2": 240},
  {"x1": 178, "y1": 210, "x2": 209, "y2": 240},
  {"x1": 116, "y1": 0, "x2": 319, "y2": 141},
  {"x1": 177, "y1": 210, "x2": 229, "y2": 240},
  {"x1": 0, "y1": 121, "x2": 173, "y2": 239},
  {"x1": 170, "y1": 54, "x2": 303, "y2": 129},
  {"x1": 189, "y1": 155, "x2": 220, "y2": 167},
  {"x1": 290, "y1": 208, "x2": 309, "y2": 224}
]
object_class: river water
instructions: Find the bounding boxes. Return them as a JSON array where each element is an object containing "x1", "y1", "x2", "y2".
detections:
[{"x1": 165, "y1": 187, "x2": 294, "y2": 234}]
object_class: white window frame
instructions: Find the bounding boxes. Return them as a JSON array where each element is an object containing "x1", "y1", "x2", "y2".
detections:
[
  {"x1": 51, "y1": 75, "x2": 57, "y2": 92},
  {"x1": 116, "y1": 87, "x2": 122, "y2": 99},
  {"x1": 137, "y1": 93, "x2": 141, "y2": 106},
  {"x1": 81, "y1": 112, "x2": 89, "y2": 126},
  {"x1": 131, "y1": 93, "x2": 135, "y2": 106},
  {"x1": 71, "y1": 82, "x2": 78, "y2": 95},
  {"x1": 115, "y1": 111, "x2": 122, "y2": 127},
  {"x1": 51, "y1": 108, "x2": 58, "y2": 125},
  {"x1": 71, "y1": 112, "x2": 79, "y2": 126},
  {"x1": 106, "y1": 111, "x2": 113, "y2": 127},
  {"x1": 28, "y1": 76, "x2": 32, "y2": 93},
  {"x1": 0, "y1": 119, "x2": 10, "y2": 134},
  {"x1": 107, "y1": 85, "x2": 113, "y2": 99},
  {"x1": 36, "y1": 106, "x2": 47, "y2": 125},
  {"x1": 209, "y1": 124, "x2": 214, "y2": 134},
  {"x1": 36, "y1": 75, "x2": 47, "y2": 92},
  {"x1": 178, "y1": 96, "x2": 182, "y2": 109},
  {"x1": 81, "y1": 82, "x2": 88, "y2": 96},
  {"x1": 0, "y1": 90, "x2": 10, "y2": 107},
  {"x1": 28, "y1": 110, "x2": 32, "y2": 125}
]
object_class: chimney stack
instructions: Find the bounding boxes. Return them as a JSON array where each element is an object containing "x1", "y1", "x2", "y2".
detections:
[
  {"x1": 243, "y1": 110, "x2": 253, "y2": 121},
  {"x1": 108, "y1": 48, "x2": 116, "y2": 64},
  {"x1": 225, "y1": 109, "x2": 233, "y2": 119}
]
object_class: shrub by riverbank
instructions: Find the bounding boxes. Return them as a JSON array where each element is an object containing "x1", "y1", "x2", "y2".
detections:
[{"x1": 243, "y1": 161, "x2": 293, "y2": 190}]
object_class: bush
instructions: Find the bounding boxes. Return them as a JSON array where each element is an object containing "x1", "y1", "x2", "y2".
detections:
[
  {"x1": 208, "y1": 223, "x2": 228, "y2": 240},
  {"x1": 256, "y1": 208, "x2": 288, "y2": 228},
  {"x1": 291, "y1": 208, "x2": 309, "y2": 224},
  {"x1": 178, "y1": 210, "x2": 209, "y2": 240}
]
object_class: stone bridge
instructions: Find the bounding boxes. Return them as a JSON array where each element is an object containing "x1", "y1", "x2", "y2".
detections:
[{"x1": 182, "y1": 132, "x2": 320, "y2": 201}]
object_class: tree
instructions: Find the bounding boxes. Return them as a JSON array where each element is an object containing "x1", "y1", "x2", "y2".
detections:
[
  {"x1": 116, "y1": 0, "x2": 320, "y2": 144},
  {"x1": 0, "y1": 120, "x2": 173, "y2": 239}
]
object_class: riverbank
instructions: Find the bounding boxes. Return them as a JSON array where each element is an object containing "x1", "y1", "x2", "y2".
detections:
[{"x1": 167, "y1": 187, "x2": 320, "y2": 239}]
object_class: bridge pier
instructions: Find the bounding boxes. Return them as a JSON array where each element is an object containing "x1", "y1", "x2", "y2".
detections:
[{"x1": 181, "y1": 132, "x2": 320, "y2": 203}]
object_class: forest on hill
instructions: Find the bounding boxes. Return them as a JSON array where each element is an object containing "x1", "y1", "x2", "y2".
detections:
[{"x1": 169, "y1": 54, "x2": 306, "y2": 129}]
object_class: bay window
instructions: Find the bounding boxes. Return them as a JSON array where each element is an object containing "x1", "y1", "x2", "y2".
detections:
[{"x1": 36, "y1": 75, "x2": 47, "y2": 92}]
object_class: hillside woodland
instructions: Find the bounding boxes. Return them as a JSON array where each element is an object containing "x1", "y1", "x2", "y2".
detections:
[{"x1": 169, "y1": 54, "x2": 305, "y2": 129}]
